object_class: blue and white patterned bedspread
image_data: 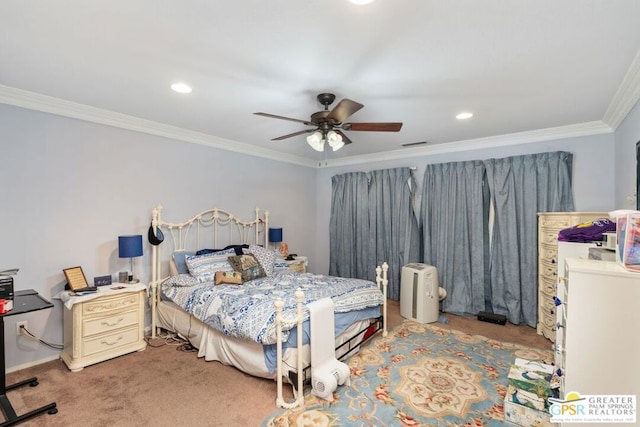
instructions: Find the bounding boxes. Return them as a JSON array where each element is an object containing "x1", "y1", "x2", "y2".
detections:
[{"x1": 162, "y1": 271, "x2": 383, "y2": 345}]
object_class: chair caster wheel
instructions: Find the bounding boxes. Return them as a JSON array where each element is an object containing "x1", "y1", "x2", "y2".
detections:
[{"x1": 48, "y1": 407, "x2": 58, "y2": 415}]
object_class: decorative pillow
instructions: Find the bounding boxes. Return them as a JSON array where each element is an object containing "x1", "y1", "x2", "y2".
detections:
[
  {"x1": 228, "y1": 254, "x2": 267, "y2": 282},
  {"x1": 185, "y1": 248, "x2": 236, "y2": 283},
  {"x1": 244, "y1": 244, "x2": 277, "y2": 276},
  {"x1": 172, "y1": 251, "x2": 197, "y2": 275},
  {"x1": 214, "y1": 270, "x2": 243, "y2": 285}
]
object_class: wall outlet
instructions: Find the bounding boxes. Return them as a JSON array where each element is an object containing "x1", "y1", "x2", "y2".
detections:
[{"x1": 16, "y1": 320, "x2": 27, "y2": 336}]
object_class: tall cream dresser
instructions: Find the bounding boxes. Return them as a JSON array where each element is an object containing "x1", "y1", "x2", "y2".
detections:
[{"x1": 536, "y1": 212, "x2": 607, "y2": 341}]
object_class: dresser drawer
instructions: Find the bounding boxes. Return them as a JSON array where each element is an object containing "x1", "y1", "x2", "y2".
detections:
[
  {"x1": 538, "y1": 245, "x2": 557, "y2": 264},
  {"x1": 538, "y1": 260, "x2": 558, "y2": 282},
  {"x1": 540, "y1": 292, "x2": 558, "y2": 318},
  {"x1": 83, "y1": 309, "x2": 139, "y2": 337},
  {"x1": 83, "y1": 292, "x2": 140, "y2": 316},
  {"x1": 83, "y1": 326, "x2": 140, "y2": 357},
  {"x1": 539, "y1": 228, "x2": 560, "y2": 245},
  {"x1": 538, "y1": 276, "x2": 556, "y2": 296}
]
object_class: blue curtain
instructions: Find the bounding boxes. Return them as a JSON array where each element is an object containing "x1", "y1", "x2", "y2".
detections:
[
  {"x1": 485, "y1": 151, "x2": 574, "y2": 327},
  {"x1": 421, "y1": 161, "x2": 490, "y2": 315},
  {"x1": 330, "y1": 167, "x2": 420, "y2": 299}
]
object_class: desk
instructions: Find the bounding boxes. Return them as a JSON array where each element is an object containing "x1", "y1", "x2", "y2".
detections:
[{"x1": 0, "y1": 289, "x2": 57, "y2": 426}]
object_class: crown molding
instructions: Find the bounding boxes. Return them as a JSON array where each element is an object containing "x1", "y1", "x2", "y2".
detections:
[
  {"x1": 320, "y1": 121, "x2": 613, "y2": 168},
  {"x1": 603, "y1": 48, "x2": 640, "y2": 130},
  {"x1": 0, "y1": 85, "x2": 316, "y2": 168},
  {"x1": 0, "y1": 84, "x2": 620, "y2": 170}
]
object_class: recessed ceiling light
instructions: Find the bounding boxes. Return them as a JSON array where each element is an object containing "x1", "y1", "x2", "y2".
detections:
[
  {"x1": 171, "y1": 82, "x2": 192, "y2": 94},
  {"x1": 456, "y1": 112, "x2": 473, "y2": 120},
  {"x1": 349, "y1": 0, "x2": 376, "y2": 5}
]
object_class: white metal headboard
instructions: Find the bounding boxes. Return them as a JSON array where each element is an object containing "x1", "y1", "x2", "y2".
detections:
[{"x1": 149, "y1": 204, "x2": 269, "y2": 336}]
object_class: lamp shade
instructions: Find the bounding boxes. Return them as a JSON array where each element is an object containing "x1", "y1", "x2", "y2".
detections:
[
  {"x1": 118, "y1": 235, "x2": 143, "y2": 258},
  {"x1": 268, "y1": 228, "x2": 283, "y2": 243}
]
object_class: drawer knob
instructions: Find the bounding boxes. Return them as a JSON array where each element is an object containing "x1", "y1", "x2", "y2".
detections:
[
  {"x1": 101, "y1": 336, "x2": 124, "y2": 346},
  {"x1": 102, "y1": 317, "x2": 124, "y2": 327}
]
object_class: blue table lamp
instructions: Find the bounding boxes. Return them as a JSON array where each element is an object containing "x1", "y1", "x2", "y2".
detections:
[
  {"x1": 268, "y1": 227, "x2": 283, "y2": 252},
  {"x1": 119, "y1": 235, "x2": 143, "y2": 283}
]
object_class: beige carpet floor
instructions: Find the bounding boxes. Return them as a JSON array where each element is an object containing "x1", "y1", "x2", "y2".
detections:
[{"x1": 4, "y1": 301, "x2": 550, "y2": 426}]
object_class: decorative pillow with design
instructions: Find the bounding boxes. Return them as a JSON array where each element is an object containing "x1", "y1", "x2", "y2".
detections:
[
  {"x1": 214, "y1": 270, "x2": 243, "y2": 285},
  {"x1": 244, "y1": 244, "x2": 277, "y2": 276},
  {"x1": 228, "y1": 253, "x2": 267, "y2": 282},
  {"x1": 185, "y1": 248, "x2": 235, "y2": 283}
]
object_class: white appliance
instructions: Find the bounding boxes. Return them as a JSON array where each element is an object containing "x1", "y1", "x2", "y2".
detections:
[
  {"x1": 400, "y1": 263, "x2": 440, "y2": 323},
  {"x1": 308, "y1": 298, "x2": 350, "y2": 402}
]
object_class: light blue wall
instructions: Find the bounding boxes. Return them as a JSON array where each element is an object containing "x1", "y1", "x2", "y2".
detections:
[
  {"x1": 0, "y1": 104, "x2": 316, "y2": 371},
  {"x1": 314, "y1": 133, "x2": 617, "y2": 274},
  {"x1": 614, "y1": 99, "x2": 640, "y2": 208}
]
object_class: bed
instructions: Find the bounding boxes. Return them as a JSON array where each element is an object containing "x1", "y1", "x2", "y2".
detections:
[{"x1": 148, "y1": 205, "x2": 388, "y2": 408}]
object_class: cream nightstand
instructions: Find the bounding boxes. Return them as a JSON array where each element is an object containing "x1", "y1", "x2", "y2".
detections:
[
  {"x1": 286, "y1": 256, "x2": 308, "y2": 273},
  {"x1": 61, "y1": 284, "x2": 147, "y2": 372}
]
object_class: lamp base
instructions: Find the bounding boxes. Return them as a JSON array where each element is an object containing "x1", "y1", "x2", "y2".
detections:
[{"x1": 127, "y1": 278, "x2": 140, "y2": 284}]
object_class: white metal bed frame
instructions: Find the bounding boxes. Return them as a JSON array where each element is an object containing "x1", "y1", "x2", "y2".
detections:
[{"x1": 149, "y1": 204, "x2": 387, "y2": 408}]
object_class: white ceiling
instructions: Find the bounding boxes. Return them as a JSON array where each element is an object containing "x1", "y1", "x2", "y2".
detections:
[{"x1": 2, "y1": 1, "x2": 640, "y2": 167}]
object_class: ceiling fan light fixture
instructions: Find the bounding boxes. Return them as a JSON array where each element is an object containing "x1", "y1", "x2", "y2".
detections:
[
  {"x1": 349, "y1": 0, "x2": 376, "y2": 5},
  {"x1": 456, "y1": 112, "x2": 473, "y2": 120},
  {"x1": 307, "y1": 131, "x2": 325, "y2": 151},
  {"x1": 327, "y1": 130, "x2": 344, "y2": 151}
]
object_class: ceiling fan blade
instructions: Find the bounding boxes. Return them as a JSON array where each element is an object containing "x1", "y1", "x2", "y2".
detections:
[
  {"x1": 254, "y1": 112, "x2": 312, "y2": 126},
  {"x1": 334, "y1": 130, "x2": 353, "y2": 145},
  {"x1": 343, "y1": 122, "x2": 403, "y2": 132},
  {"x1": 326, "y1": 99, "x2": 364, "y2": 123},
  {"x1": 271, "y1": 129, "x2": 315, "y2": 141}
]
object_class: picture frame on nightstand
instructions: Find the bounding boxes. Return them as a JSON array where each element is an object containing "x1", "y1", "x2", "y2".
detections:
[{"x1": 63, "y1": 266, "x2": 92, "y2": 291}]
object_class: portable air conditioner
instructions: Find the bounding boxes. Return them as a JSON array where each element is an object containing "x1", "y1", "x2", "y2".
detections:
[{"x1": 400, "y1": 263, "x2": 440, "y2": 323}]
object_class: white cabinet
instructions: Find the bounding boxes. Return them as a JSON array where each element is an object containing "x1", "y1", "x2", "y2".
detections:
[
  {"x1": 61, "y1": 287, "x2": 147, "y2": 371},
  {"x1": 556, "y1": 259, "x2": 640, "y2": 417}
]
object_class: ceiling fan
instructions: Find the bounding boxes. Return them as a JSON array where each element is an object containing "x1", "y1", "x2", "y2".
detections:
[{"x1": 254, "y1": 93, "x2": 403, "y2": 152}]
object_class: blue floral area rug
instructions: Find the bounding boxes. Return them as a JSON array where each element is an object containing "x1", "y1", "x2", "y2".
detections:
[{"x1": 262, "y1": 321, "x2": 552, "y2": 426}]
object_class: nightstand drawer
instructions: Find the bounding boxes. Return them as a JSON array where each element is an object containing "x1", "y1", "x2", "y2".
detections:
[
  {"x1": 83, "y1": 326, "x2": 140, "y2": 357},
  {"x1": 285, "y1": 256, "x2": 308, "y2": 273},
  {"x1": 83, "y1": 309, "x2": 139, "y2": 337},
  {"x1": 288, "y1": 261, "x2": 306, "y2": 273},
  {"x1": 83, "y1": 292, "x2": 140, "y2": 316}
]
